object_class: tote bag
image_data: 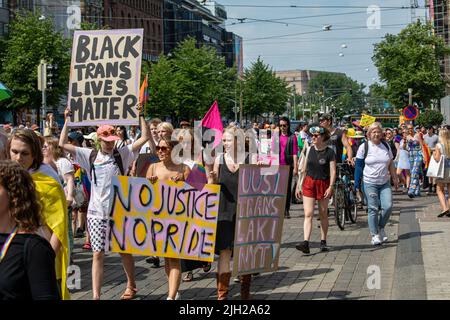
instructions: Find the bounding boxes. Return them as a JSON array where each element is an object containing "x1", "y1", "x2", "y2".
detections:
[{"x1": 427, "y1": 146, "x2": 445, "y2": 179}]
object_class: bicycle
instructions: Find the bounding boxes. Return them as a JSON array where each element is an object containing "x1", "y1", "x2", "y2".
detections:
[{"x1": 332, "y1": 163, "x2": 358, "y2": 230}]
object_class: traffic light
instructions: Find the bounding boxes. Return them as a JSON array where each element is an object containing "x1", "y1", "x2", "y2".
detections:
[{"x1": 46, "y1": 64, "x2": 58, "y2": 90}]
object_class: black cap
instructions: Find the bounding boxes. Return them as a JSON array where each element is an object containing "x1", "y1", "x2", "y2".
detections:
[{"x1": 319, "y1": 113, "x2": 333, "y2": 122}]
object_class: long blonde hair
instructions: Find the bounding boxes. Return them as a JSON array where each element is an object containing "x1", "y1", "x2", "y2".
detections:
[{"x1": 438, "y1": 128, "x2": 450, "y2": 157}]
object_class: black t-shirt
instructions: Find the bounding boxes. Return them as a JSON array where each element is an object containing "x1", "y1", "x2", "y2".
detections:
[
  {"x1": 328, "y1": 128, "x2": 344, "y2": 164},
  {"x1": 0, "y1": 233, "x2": 60, "y2": 300},
  {"x1": 306, "y1": 146, "x2": 336, "y2": 180}
]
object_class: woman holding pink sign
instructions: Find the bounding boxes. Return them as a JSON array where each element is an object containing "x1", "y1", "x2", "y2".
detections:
[{"x1": 208, "y1": 126, "x2": 259, "y2": 300}]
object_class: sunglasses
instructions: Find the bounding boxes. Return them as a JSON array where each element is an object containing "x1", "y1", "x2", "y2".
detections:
[
  {"x1": 312, "y1": 134, "x2": 321, "y2": 138},
  {"x1": 156, "y1": 146, "x2": 170, "y2": 152},
  {"x1": 99, "y1": 129, "x2": 116, "y2": 137},
  {"x1": 309, "y1": 126, "x2": 325, "y2": 134},
  {"x1": 279, "y1": 124, "x2": 288, "y2": 127}
]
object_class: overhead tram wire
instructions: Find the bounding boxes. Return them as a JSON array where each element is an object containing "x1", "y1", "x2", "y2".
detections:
[{"x1": 245, "y1": 23, "x2": 409, "y2": 42}]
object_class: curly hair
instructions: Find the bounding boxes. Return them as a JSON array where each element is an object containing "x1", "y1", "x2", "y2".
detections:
[{"x1": 0, "y1": 160, "x2": 42, "y2": 232}]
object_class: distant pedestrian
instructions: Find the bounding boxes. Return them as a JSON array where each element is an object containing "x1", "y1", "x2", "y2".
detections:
[{"x1": 273, "y1": 117, "x2": 298, "y2": 219}]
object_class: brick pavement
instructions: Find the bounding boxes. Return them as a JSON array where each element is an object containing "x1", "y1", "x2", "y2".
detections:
[
  {"x1": 416, "y1": 194, "x2": 450, "y2": 300},
  {"x1": 69, "y1": 192, "x2": 444, "y2": 300}
]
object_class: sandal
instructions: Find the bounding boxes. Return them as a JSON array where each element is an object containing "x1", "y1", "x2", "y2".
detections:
[
  {"x1": 120, "y1": 287, "x2": 137, "y2": 300},
  {"x1": 182, "y1": 271, "x2": 193, "y2": 282},
  {"x1": 82, "y1": 242, "x2": 91, "y2": 250},
  {"x1": 202, "y1": 263, "x2": 211, "y2": 273}
]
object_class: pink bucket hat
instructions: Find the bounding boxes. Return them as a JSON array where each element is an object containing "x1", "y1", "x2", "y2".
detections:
[{"x1": 97, "y1": 125, "x2": 120, "y2": 142}]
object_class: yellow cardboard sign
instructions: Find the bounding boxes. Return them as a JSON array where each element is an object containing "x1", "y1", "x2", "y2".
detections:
[
  {"x1": 107, "y1": 176, "x2": 220, "y2": 262},
  {"x1": 359, "y1": 114, "x2": 376, "y2": 127}
]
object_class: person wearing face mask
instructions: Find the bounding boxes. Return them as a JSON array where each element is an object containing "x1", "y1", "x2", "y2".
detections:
[
  {"x1": 59, "y1": 106, "x2": 150, "y2": 300},
  {"x1": 354, "y1": 123, "x2": 398, "y2": 246}
]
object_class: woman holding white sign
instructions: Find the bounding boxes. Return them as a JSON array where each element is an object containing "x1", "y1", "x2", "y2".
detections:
[
  {"x1": 59, "y1": 106, "x2": 150, "y2": 300},
  {"x1": 146, "y1": 137, "x2": 191, "y2": 300},
  {"x1": 208, "y1": 126, "x2": 258, "y2": 300}
]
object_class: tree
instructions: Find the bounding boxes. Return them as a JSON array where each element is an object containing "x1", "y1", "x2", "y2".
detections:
[
  {"x1": 147, "y1": 38, "x2": 236, "y2": 121},
  {"x1": 373, "y1": 21, "x2": 450, "y2": 109},
  {"x1": 416, "y1": 109, "x2": 444, "y2": 127},
  {"x1": 307, "y1": 72, "x2": 366, "y2": 117},
  {"x1": 242, "y1": 57, "x2": 290, "y2": 119},
  {"x1": 0, "y1": 11, "x2": 71, "y2": 110}
]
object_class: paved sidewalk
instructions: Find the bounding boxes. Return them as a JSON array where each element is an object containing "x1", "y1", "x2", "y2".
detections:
[
  {"x1": 69, "y1": 192, "x2": 442, "y2": 300},
  {"x1": 416, "y1": 194, "x2": 450, "y2": 300}
]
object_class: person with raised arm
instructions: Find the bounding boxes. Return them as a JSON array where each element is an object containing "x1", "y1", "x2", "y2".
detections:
[{"x1": 59, "y1": 105, "x2": 150, "y2": 300}]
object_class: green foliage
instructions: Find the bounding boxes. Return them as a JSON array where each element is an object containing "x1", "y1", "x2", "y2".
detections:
[
  {"x1": 241, "y1": 57, "x2": 290, "y2": 118},
  {"x1": 146, "y1": 38, "x2": 236, "y2": 121},
  {"x1": 307, "y1": 72, "x2": 366, "y2": 116},
  {"x1": 416, "y1": 109, "x2": 444, "y2": 127},
  {"x1": 373, "y1": 21, "x2": 450, "y2": 108},
  {"x1": 0, "y1": 11, "x2": 71, "y2": 109}
]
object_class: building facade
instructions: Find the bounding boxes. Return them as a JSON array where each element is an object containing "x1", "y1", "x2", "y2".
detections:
[
  {"x1": 104, "y1": 0, "x2": 164, "y2": 62},
  {"x1": 275, "y1": 70, "x2": 345, "y2": 96},
  {"x1": 0, "y1": 0, "x2": 8, "y2": 37},
  {"x1": 429, "y1": 0, "x2": 450, "y2": 123},
  {"x1": 164, "y1": 0, "x2": 241, "y2": 69}
]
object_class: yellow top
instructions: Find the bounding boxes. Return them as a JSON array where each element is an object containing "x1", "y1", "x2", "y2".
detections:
[{"x1": 32, "y1": 167, "x2": 71, "y2": 300}]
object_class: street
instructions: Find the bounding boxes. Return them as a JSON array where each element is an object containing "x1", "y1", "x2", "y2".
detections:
[{"x1": 70, "y1": 192, "x2": 449, "y2": 300}]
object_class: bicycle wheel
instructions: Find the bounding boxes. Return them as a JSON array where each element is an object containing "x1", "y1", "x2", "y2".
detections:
[
  {"x1": 334, "y1": 184, "x2": 346, "y2": 230},
  {"x1": 347, "y1": 188, "x2": 358, "y2": 223}
]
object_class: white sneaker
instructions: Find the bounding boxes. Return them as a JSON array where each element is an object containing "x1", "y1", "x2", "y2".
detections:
[
  {"x1": 371, "y1": 234, "x2": 382, "y2": 246},
  {"x1": 175, "y1": 292, "x2": 181, "y2": 300},
  {"x1": 379, "y1": 229, "x2": 388, "y2": 242}
]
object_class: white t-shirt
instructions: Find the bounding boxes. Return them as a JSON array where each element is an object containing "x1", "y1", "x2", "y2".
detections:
[
  {"x1": 356, "y1": 141, "x2": 393, "y2": 186},
  {"x1": 55, "y1": 158, "x2": 74, "y2": 183},
  {"x1": 75, "y1": 145, "x2": 137, "y2": 219}
]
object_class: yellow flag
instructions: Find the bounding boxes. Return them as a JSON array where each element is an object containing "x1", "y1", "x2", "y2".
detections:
[
  {"x1": 360, "y1": 114, "x2": 376, "y2": 127},
  {"x1": 32, "y1": 170, "x2": 71, "y2": 300}
]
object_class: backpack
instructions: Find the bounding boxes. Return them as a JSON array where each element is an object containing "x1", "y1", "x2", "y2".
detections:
[
  {"x1": 89, "y1": 149, "x2": 125, "y2": 185},
  {"x1": 363, "y1": 140, "x2": 391, "y2": 161}
]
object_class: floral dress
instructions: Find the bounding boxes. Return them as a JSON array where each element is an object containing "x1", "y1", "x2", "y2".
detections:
[{"x1": 408, "y1": 139, "x2": 423, "y2": 196}]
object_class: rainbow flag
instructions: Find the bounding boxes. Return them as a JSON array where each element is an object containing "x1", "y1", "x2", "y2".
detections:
[
  {"x1": 186, "y1": 162, "x2": 208, "y2": 191},
  {"x1": 31, "y1": 165, "x2": 70, "y2": 300},
  {"x1": 139, "y1": 74, "x2": 149, "y2": 105}
]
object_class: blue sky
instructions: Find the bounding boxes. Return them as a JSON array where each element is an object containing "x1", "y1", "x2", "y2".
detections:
[{"x1": 219, "y1": 0, "x2": 427, "y2": 89}]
